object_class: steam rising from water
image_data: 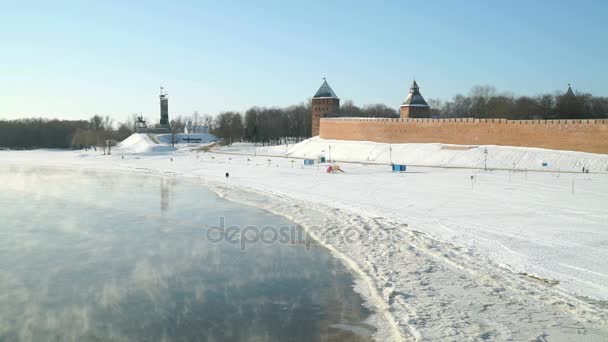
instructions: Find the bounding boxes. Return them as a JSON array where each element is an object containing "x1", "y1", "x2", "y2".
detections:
[{"x1": 0, "y1": 166, "x2": 373, "y2": 341}]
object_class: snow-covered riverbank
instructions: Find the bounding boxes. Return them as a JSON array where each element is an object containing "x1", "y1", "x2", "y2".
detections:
[
  {"x1": 1, "y1": 139, "x2": 608, "y2": 341},
  {"x1": 220, "y1": 137, "x2": 608, "y2": 173}
]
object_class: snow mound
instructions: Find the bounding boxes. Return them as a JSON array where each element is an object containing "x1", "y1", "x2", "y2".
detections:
[
  {"x1": 155, "y1": 133, "x2": 218, "y2": 145},
  {"x1": 116, "y1": 133, "x2": 219, "y2": 154},
  {"x1": 222, "y1": 137, "x2": 608, "y2": 173},
  {"x1": 115, "y1": 133, "x2": 175, "y2": 154}
]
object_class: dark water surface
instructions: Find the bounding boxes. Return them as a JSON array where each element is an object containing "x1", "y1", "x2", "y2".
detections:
[{"x1": 0, "y1": 166, "x2": 373, "y2": 341}]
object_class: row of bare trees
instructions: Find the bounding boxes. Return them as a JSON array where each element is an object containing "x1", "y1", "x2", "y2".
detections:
[
  {"x1": 211, "y1": 102, "x2": 398, "y2": 145},
  {"x1": 212, "y1": 104, "x2": 311, "y2": 145},
  {"x1": 70, "y1": 115, "x2": 133, "y2": 149},
  {"x1": 430, "y1": 85, "x2": 608, "y2": 120},
  {"x1": 327, "y1": 102, "x2": 399, "y2": 118},
  {"x1": 0, "y1": 115, "x2": 137, "y2": 150},
  {"x1": 0, "y1": 111, "x2": 214, "y2": 149},
  {"x1": 0, "y1": 118, "x2": 89, "y2": 149}
]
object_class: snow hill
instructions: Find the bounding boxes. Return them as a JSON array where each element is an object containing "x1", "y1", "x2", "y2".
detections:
[
  {"x1": 115, "y1": 133, "x2": 174, "y2": 154},
  {"x1": 155, "y1": 133, "x2": 218, "y2": 145},
  {"x1": 219, "y1": 137, "x2": 608, "y2": 173},
  {"x1": 116, "y1": 133, "x2": 218, "y2": 154}
]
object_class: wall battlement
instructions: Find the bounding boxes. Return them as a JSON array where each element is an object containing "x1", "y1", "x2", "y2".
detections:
[
  {"x1": 323, "y1": 117, "x2": 608, "y2": 125},
  {"x1": 319, "y1": 117, "x2": 608, "y2": 153}
]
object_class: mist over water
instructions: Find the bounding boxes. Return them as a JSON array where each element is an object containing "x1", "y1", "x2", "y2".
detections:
[{"x1": 0, "y1": 166, "x2": 373, "y2": 341}]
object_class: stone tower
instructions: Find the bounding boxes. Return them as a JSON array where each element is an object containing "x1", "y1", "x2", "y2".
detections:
[
  {"x1": 311, "y1": 79, "x2": 340, "y2": 136},
  {"x1": 400, "y1": 80, "x2": 430, "y2": 118},
  {"x1": 159, "y1": 87, "x2": 170, "y2": 127}
]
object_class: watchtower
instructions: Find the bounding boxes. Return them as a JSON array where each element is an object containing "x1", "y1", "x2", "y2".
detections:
[
  {"x1": 400, "y1": 80, "x2": 430, "y2": 118},
  {"x1": 311, "y1": 79, "x2": 340, "y2": 136}
]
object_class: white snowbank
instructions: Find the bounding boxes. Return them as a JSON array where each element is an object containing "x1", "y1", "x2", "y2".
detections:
[
  {"x1": 116, "y1": 133, "x2": 218, "y2": 154},
  {"x1": 215, "y1": 140, "x2": 608, "y2": 302},
  {"x1": 155, "y1": 133, "x2": 218, "y2": 146},
  {"x1": 219, "y1": 137, "x2": 608, "y2": 173},
  {"x1": 115, "y1": 133, "x2": 175, "y2": 154}
]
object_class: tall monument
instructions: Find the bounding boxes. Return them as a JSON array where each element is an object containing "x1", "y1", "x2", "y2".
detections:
[
  {"x1": 311, "y1": 79, "x2": 340, "y2": 136},
  {"x1": 400, "y1": 80, "x2": 430, "y2": 118},
  {"x1": 159, "y1": 87, "x2": 170, "y2": 127}
]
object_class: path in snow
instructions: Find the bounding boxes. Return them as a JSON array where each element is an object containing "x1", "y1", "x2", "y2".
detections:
[{"x1": 211, "y1": 184, "x2": 608, "y2": 341}]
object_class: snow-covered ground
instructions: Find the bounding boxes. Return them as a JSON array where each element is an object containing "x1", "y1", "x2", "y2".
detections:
[
  {"x1": 155, "y1": 132, "x2": 218, "y2": 146},
  {"x1": 1, "y1": 138, "x2": 607, "y2": 341},
  {"x1": 116, "y1": 133, "x2": 217, "y2": 154},
  {"x1": 221, "y1": 137, "x2": 608, "y2": 173}
]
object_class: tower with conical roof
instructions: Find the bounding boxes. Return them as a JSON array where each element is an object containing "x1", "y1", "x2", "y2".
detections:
[
  {"x1": 400, "y1": 80, "x2": 430, "y2": 118},
  {"x1": 311, "y1": 79, "x2": 340, "y2": 136},
  {"x1": 557, "y1": 83, "x2": 582, "y2": 119},
  {"x1": 566, "y1": 83, "x2": 575, "y2": 97}
]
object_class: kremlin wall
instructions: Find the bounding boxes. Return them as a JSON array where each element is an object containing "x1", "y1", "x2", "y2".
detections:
[
  {"x1": 319, "y1": 117, "x2": 608, "y2": 154},
  {"x1": 312, "y1": 80, "x2": 608, "y2": 154}
]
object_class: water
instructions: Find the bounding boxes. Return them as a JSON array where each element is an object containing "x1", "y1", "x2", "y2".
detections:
[{"x1": 0, "y1": 166, "x2": 373, "y2": 342}]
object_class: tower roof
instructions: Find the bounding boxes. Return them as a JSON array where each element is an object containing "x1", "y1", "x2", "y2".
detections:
[
  {"x1": 566, "y1": 84, "x2": 575, "y2": 97},
  {"x1": 401, "y1": 79, "x2": 429, "y2": 107},
  {"x1": 313, "y1": 79, "x2": 339, "y2": 99}
]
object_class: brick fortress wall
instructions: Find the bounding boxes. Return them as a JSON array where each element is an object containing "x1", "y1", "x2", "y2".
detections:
[{"x1": 319, "y1": 117, "x2": 608, "y2": 154}]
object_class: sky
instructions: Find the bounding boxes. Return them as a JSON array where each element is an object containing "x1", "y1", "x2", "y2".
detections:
[{"x1": 1, "y1": 0, "x2": 607, "y2": 122}]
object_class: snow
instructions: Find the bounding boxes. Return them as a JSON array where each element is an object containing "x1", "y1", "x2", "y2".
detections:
[
  {"x1": 115, "y1": 133, "x2": 175, "y2": 154},
  {"x1": 1, "y1": 138, "x2": 608, "y2": 341},
  {"x1": 115, "y1": 133, "x2": 218, "y2": 154},
  {"x1": 155, "y1": 133, "x2": 218, "y2": 146},
  {"x1": 222, "y1": 137, "x2": 608, "y2": 173},
  {"x1": 400, "y1": 104, "x2": 429, "y2": 107}
]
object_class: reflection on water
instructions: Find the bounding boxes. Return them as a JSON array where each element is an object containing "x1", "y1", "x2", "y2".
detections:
[
  {"x1": 0, "y1": 166, "x2": 373, "y2": 342},
  {"x1": 160, "y1": 177, "x2": 172, "y2": 212}
]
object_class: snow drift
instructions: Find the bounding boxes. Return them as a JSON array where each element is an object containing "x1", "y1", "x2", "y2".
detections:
[
  {"x1": 155, "y1": 133, "x2": 218, "y2": 146},
  {"x1": 115, "y1": 133, "x2": 175, "y2": 154},
  {"x1": 116, "y1": 133, "x2": 218, "y2": 154},
  {"x1": 220, "y1": 137, "x2": 608, "y2": 173}
]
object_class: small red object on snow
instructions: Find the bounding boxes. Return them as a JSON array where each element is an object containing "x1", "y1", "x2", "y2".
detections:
[{"x1": 327, "y1": 166, "x2": 333, "y2": 173}]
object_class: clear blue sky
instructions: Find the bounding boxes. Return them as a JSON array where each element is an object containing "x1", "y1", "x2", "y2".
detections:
[{"x1": 1, "y1": 0, "x2": 606, "y2": 121}]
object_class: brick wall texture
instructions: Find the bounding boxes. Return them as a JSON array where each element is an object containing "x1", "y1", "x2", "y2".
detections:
[
  {"x1": 312, "y1": 98, "x2": 340, "y2": 136},
  {"x1": 319, "y1": 118, "x2": 608, "y2": 154}
]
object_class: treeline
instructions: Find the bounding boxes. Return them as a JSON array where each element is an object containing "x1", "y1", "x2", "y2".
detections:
[
  {"x1": 70, "y1": 115, "x2": 133, "y2": 149},
  {"x1": 0, "y1": 115, "x2": 133, "y2": 149},
  {"x1": 0, "y1": 113, "x2": 213, "y2": 149},
  {"x1": 327, "y1": 101, "x2": 399, "y2": 118},
  {"x1": 431, "y1": 85, "x2": 608, "y2": 120},
  {"x1": 211, "y1": 102, "x2": 399, "y2": 144},
  {"x1": 212, "y1": 104, "x2": 311, "y2": 145},
  {"x1": 0, "y1": 119, "x2": 88, "y2": 149}
]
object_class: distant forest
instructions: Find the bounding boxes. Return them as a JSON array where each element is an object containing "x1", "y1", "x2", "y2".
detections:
[
  {"x1": 0, "y1": 115, "x2": 132, "y2": 150},
  {"x1": 1, "y1": 85, "x2": 607, "y2": 148},
  {"x1": 430, "y1": 85, "x2": 608, "y2": 120}
]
